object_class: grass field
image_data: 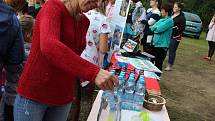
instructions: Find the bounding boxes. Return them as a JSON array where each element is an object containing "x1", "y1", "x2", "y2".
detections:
[{"x1": 160, "y1": 32, "x2": 215, "y2": 121}]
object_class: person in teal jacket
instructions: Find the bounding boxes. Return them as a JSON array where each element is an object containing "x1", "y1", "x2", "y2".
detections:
[{"x1": 150, "y1": 4, "x2": 174, "y2": 77}]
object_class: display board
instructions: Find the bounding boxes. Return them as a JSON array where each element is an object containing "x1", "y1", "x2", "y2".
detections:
[{"x1": 106, "y1": 0, "x2": 131, "y2": 62}]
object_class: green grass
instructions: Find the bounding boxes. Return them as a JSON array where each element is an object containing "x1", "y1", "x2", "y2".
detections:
[{"x1": 160, "y1": 32, "x2": 215, "y2": 121}]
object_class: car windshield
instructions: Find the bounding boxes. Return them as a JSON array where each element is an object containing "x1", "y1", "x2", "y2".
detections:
[{"x1": 184, "y1": 12, "x2": 201, "y2": 23}]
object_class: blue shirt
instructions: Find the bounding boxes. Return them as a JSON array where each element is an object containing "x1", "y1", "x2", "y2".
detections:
[{"x1": 0, "y1": 0, "x2": 25, "y2": 65}]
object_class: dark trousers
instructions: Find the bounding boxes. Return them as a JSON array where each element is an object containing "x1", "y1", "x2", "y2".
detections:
[
  {"x1": 151, "y1": 47, "x2": 168, "y2": 77},
  {"x1": 0, "y1": 64, "x2": 23, "y2": 121},
  {"x1": 68, "y1": 80, "x2": 95, "y2": 121},
  {"x1": 168, "y1": 38, "x2": 180, "y2": 65},
  {"x1": 4, "y1": 104, "x2": 13, "y2": 121},
  {"x1": 208, "y1": 41, "x2": 215, "y2": 58}
]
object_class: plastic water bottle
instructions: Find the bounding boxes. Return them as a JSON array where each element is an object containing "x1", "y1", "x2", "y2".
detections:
[
  {"x1": 125, "y1": 73, "x2": 135, "y2": 92},
  {"x1": 121, "y1": 73, "x2": 135, "y2": 110},
  {"x1": 119, "y1": 71, "x2": 126, "y2": 77},
  {"x1": 117, "y1": 75, "x2": 125, "y2": 97},
  {"x1": 125, "y1": 73, "x2": 135, "y2": 101},
  {"x1": 134, "y1": 75, "x2": 145, "y2": 105}
]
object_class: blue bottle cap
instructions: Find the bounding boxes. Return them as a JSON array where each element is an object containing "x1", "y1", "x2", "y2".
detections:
[
  {"x1": 118, "y1": 75, "x2": 124, "y2": 79},
  {"x1": 140, "y1": 75, "x2": 144, "y2": 78}
]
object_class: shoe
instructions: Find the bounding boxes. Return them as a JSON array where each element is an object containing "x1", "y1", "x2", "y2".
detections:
[
  {"x1": 81, "y1": 81, "x2": 90, "y2": 87},
  {"x1": 164, "y1": 65, "x2": 172, "y2": 71},
  {"x1": 204, "y1": 57, "x2": 209, "y2": 59},
  {"x1": 203, "y1": 57, "x2": 211, "y2": 61}
]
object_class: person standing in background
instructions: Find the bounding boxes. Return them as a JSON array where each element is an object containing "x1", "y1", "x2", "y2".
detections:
[
  {"x1": 103, "y1": 0, "x2": 115, "y2": 69},
  {"x1": 106, "y1": 0, "x2": 115, "y2": 23},
  {"x1": 150, "y1": 4, "x2": 174, "y2": 77},
  {"x1": 204, "y1": 14, "x2": 215, "y2": 61},
  {"x1": 82, "y1": 6, "x2": 111, "y2": 68},
  {"x1": 28, "y1": 0, "x2": 46, "y2": 18},
  {"x1": 73, "y1": 2, "x2": 111, "y2": 120},
  {"x1": 165, "y1": 2, "x2": 186, "y2": 71},
  {"x1": 132, "y1": 0, "x2": 147, "y2": 24},
  {"x1": 0, "y1": 0, "x2": 26, "y2": 120},
  {"x1": 132, "y1": 0, "x2": 146, "y2": 35},
  {"x1": 17, "y1": 2, "x2": 29, "y2": 19},
  {"x1": 19, "y1": 15, "x2": 34, "y2": 64},
  {"x1": 141, "y1": 0, "x2": 162, "y2": 53}
]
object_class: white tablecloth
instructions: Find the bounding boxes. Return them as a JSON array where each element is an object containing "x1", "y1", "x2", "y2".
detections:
[{"x1": 87, "y1": 91, "x2": 170, "y2": 121}]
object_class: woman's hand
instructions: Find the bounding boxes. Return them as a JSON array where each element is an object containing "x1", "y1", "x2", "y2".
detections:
[{"x1": 95, "y1": 69, "x2": 118, "y2": 91}]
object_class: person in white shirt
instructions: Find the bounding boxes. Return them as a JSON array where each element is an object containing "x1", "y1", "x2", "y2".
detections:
[
  {"x1": 204, "y1": 14, "x2": 215, "y2": 61},
  {"x1": 81, "y1": 9, "x2": 111, "y2": 68}
]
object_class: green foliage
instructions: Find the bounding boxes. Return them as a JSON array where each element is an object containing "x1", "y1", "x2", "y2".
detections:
[{"x1": 141, "y1": 0, "x2": 215, "y2": 30}]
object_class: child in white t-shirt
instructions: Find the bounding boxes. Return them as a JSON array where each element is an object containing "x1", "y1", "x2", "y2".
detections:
[
  {"x1": 78, "y1": 5, "x2": 112, "y2": 119},
  {"x1": 81, "y1": 4, "x2": 111, "y2": 87},
  {"x1": 81, "y1": 9, "x2": 111, "y2": 68}
]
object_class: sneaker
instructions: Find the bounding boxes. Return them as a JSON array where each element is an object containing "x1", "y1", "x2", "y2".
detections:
[
  {"x1": 81, "y1": 81, "x2": 90, "y2": 87},
  {"x1": 164, "y1": 65, "x2": 172, "y2": 71},
  {"x1": 203, "y1": 57, "x2": 211, "y2": 61}
]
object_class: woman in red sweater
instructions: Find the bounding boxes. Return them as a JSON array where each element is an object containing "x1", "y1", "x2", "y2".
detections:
[{"x1": 14, "y1": 0, "x2": 118, "y2": 120}]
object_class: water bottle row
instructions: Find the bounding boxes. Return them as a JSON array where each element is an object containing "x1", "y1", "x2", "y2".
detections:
[{"x1": 109, "y1": 69, "x2": 146, "y2": 111}]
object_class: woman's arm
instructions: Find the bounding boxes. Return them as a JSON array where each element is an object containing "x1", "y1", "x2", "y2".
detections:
[
  {"x1": 98, "y1": 33, "x2": 108, "y2": 67},
  {"x1": 173, "y1": 15, "x2": 186, "y2": 37},
  {"x1": 39, "y1": 5, "x2": 100, "y2": 82},
  {"x1": 150, "y1": 19, "x2": 160, "y2": 32},
  {"x1": 99, "y1": 34, "x2": 109, "y2": 53},
  {"x1": 153, "y1": 19, "x2": 174, "y2": 33},
  {"x1": 141, "y1": 13, "x2": 160, "y2": 26}
]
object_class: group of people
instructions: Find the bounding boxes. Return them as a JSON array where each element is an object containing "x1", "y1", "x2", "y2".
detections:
[
  {"x1": 131, "y1": 0, "x2": 215, "y2": 75},
  {"x1": 128, "y1": 0, "x2": 186, "y2": 76},
  {"x1": 0, "y1": 0, "x2": 118, "y2": 121}
]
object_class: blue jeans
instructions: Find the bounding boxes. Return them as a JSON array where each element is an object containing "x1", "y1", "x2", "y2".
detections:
[
  {"x1": 14, "y1": 95, "x2": 72, "y2": 121},
  {"x1": 168, "y1": 38, "x2": 180, "y2": 65}
]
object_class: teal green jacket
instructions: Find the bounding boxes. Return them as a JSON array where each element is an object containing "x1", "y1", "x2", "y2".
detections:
[{"x1": 150, "y1": 17, "x2": 174, "y2": 48}]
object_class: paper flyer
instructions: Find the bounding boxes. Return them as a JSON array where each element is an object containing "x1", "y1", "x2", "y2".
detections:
[
  {"x1": 127, "y1": 58, "x2": 162, "y2": 73},
  {"x1": 122, "y1": 39, "x2": 138, "y2": 52}
]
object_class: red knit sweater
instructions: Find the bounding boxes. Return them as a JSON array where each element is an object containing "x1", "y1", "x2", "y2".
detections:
[{"x1": 17, "y1": 0, "x2": 100, "y2": 106}]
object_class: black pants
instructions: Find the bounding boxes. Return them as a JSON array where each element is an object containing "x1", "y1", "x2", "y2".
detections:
[
  {"x1": 4, "y1": 104, "x2": 14, "y2": 121},
  {"x1": 68, "y1": 80, "x2": 95, "y2": 121},
  {"x1": 150, "y1": 47, "x2": 168, "y2": 77},
  {"x1": 208, "y1": 41, "x2": 215, "y2": 58}
]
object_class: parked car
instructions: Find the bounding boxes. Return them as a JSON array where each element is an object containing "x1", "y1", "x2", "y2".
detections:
[{"x1": 183, "y1": 12, "x2": 203, "y2": 39}]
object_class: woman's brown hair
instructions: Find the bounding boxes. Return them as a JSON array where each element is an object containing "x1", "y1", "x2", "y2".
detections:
[
  {"x1": 96, "y1": 0, "x2": 107, "y2": 15},
  {"x1": 3, "y1": 0, "x2": 26, "y2": 12},
  {"x1": 64, "y1": 0, "x2": 82, "y2": 20},
  {"x1": 156, "y1": 0, "x2": 162, "y2": 10},
  {"x1": 174, "y1": 2, "x2": 184, "y2": 12}
]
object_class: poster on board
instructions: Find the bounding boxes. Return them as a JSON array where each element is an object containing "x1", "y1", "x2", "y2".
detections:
[{"x1": 106, "y1": 0, "x2": 131, "y2": 63}]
